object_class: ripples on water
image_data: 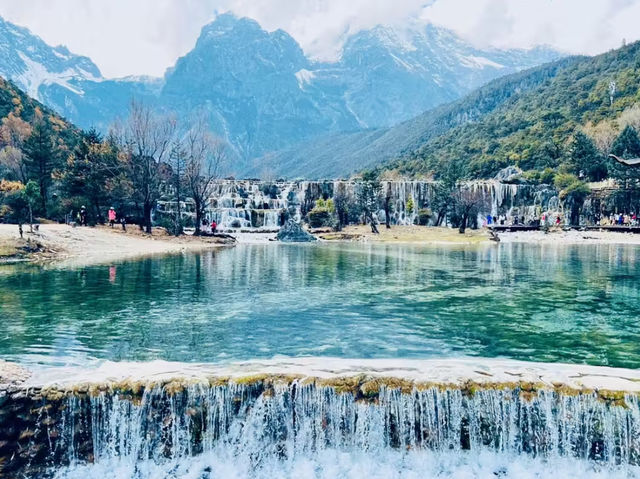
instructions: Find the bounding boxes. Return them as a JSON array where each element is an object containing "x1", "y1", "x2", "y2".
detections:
[{"x1": 1, "y1": 242, "x2": 640, "y2": 368}]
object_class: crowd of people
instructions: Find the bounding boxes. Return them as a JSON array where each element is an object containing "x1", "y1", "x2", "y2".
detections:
[
  {"x1": 69, "y1": 206, "x2": 126, "y2": 230},
  {"x1": 599, "y1": 213, "x2": 639, "y2": 226},
  {"x1": 484, "y1": 211, "x2": 640, "y2": 228},
  {"x1": 484, "y1": 214, "x2": 562, "y2": 227}
]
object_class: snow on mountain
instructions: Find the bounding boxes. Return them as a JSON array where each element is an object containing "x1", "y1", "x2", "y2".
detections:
[
  {"x1": 0, "y1": 13, "x2": 561, "y2": 173},
  {"x1": 295, "y1": 69, "x2": 316, "y2": 89},
  {"x1": 0, "y1": 16, "x2": 102, "y2": 101}
]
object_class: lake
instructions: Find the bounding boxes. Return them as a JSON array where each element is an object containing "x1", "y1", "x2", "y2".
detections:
[{"x1": 2, "y1": 242, "x2": 640, "y2": 369}]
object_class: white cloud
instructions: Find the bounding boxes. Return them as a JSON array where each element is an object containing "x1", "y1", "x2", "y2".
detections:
[{"x1": 0, "y1": 0, "x2": 638, "y2": 78}]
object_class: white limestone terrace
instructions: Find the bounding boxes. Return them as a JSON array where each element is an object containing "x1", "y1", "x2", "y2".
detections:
[
  {"x1": 0, "y1": 359, "x2": 31, "y2": 392},
  {"x1": 15, "y1": 357, "x2": 640, "y2": 394}
]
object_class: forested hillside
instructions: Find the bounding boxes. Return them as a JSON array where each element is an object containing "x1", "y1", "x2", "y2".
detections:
[
  {"x1": 0, "y1": 76, "x2": 83, "y2": 219},
  {"x1": 0, "y1": 77, "x2": 230, "y2": 234},
  {"x1": 256, "y1": 41, "x2": 640, "y2": 182},
  {"x1": 389, "y1": 40, "x2": 640, "y2": 179}
]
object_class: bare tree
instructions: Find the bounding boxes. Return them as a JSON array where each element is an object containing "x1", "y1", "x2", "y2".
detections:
[
  {"x1": 383, "y1": 182, "x2": 392, "y2": 229},
  {"x1": 451, "y1": 184, "x2": 487, "y2": 234},
  {"x1": 183, "y1": 120, "x2": 227, "y2": 235},
  {"x1": 168, "y1": 139, "x2": 187, "y2": 236},
  {"x1": 357, "y1": 180, "x2": 381, "y2": 234},
  {"x1": 115, "y1": 101, "x2": 176, "y2": 233}
]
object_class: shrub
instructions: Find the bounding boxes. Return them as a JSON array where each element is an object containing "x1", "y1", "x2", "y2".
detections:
[
  {"x1": 307, "y1": 198, "x2": 336, "y2": 227},
  {"x1": 406, "y1": 196, "x2": 415, "y2": 215},
  {"x1": 307, "y1": 208, "x2": 332, "y2": 228},
  {"x1": 417, "y1": 208, "x2": 432, "y2": 226}
]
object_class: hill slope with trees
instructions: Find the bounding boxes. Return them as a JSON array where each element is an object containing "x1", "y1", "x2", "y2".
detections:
[
  {"x1": 0, "y1": 76, "x2": 227, "y2": 234},
  {"x1": 247, "y1": 57, "x2": 581, "y2": 178},
  {"x1": 388, "y1": 40, "x2": 640, "y2": 180},
  {"x1": 255, "y1": 41, "x2": 640, "y2": 183}
]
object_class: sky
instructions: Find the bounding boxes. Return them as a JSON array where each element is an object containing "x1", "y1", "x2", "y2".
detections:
[{"x1": 0, "y1": 0, "x2": 638, "y2": 78}]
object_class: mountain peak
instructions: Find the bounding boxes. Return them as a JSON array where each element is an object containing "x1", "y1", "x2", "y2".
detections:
[
  {"x1": 200, "y1": 13, "x2": 263, "y2": 39},
  {"x1": 0, "y1": 15, "x2": 102, "y2": 100},
  {"x1": 0, "y1": 13, "x2": 563, "y2": 173}
]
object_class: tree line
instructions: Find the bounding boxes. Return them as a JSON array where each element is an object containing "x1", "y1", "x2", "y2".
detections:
[{"x1": 0, "y1": 100, "x2": 228, "y2": 235}]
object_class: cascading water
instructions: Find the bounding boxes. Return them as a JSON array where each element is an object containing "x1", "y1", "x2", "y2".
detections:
[
  {"x1": 182, "y1": 179, "x2": 564, "y2": 231},
  {"x1": 157, "y1": 177, "x2": 622, "y2": 231},
  {"x1": 36, "y1": 379, "x2": 640, "y2": 479}
]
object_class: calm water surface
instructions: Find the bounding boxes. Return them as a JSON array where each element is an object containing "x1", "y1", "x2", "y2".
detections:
[{"x1": 1, "y1": 243, "x2": 640, "y2": 369}]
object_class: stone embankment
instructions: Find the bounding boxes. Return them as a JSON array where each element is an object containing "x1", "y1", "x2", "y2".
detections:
[{"x1": 2, "y1": 358, "x2": 640, "y2": 478}]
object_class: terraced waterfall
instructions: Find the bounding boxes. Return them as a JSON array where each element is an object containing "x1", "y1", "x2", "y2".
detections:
[
  {"x1": 157, "y1": 180, "x2": 563, "y2": 230},
  {"x1": 3, "y1": 359, "x2": 640, "y2": 478}
]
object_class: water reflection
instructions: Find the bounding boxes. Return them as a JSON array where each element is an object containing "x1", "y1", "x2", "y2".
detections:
[{"x1": 1, "y1": 243, "x2": 639, "y2": 369}]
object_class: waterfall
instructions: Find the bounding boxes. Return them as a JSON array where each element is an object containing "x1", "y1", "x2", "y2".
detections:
[
  {"x1": 36, "y1": 380, "x2": 640, "y2": 478},
  {"x1": 155, "y1": 179, "x2": 597, "y2": 230}
]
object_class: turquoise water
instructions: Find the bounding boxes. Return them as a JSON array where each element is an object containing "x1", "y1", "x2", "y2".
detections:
[{"x1": 1, "y1": 243, "x2": 640, "y2": 369}]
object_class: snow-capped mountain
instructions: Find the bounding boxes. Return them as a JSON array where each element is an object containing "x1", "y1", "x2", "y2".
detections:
[
  {"x1": 329, "y1": 23, "x2": 559, "y2": 128},
  {"x1": 0, "y1": 16, "x2": 101, "y2": 99},
  {"x1": 0, "y1": 13, "x2": 561, "y2": 172},
  {"x1": 160, "y1": 15, "x2": 359, "y2": 159}
]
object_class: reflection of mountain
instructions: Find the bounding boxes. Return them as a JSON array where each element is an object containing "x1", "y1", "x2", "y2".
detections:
[{"x1": 0, "y1": 13, "x2": 559, "y2": 173}]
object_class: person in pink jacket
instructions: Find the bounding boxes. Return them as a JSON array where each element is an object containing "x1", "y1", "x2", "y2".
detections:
[{"x1": 108, "y1": 207, "x2": 116, "y2": 228}]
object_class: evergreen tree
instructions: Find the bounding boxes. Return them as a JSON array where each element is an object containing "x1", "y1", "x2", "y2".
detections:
[
  {"x1": 609, "y1": 125, "x2": 640, "y2": 213},
  {"x1": 357, "y1": 171, "x2": 381, "y2": 233},
  {"x1": 61, "y1": 128, "x2": 120, "y2": 223},
  {"x1": 568, "y1": 131, "x2": 607, "y2": 181},
  {"x1": 23, "y1": 109, "x2": 59, "y2": 217}
]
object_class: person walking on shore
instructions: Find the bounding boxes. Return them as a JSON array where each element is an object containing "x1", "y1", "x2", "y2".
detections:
[
  {"x1": 108, "y1": 207, "x2": 116, "y2": 228},
  {"x1": 79, "y1": 206, "x2": 87, "y2": 226}
]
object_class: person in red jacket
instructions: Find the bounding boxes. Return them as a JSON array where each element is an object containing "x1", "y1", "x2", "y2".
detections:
[
  {"x1": 210, "y1": 220, "x2": 217, "y2": 234},
  {"x1": 108, "y1": 207, "x2": 116, "y2": 228}
]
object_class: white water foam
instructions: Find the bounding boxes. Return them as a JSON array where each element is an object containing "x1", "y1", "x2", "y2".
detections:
[{"x1": 54, "y1": 449, "x2": 639, "y2": 479}]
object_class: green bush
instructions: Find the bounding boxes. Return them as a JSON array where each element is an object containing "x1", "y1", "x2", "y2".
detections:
[
  {"x1": 406, "y1": 196, "x2": 415, "y2": 215},
  {"x1": 417, "y1": 208, "x2": 432, "y2": 226},
  {"x1": 307, "y1": 208, "x2": 333, "y2": 228}
]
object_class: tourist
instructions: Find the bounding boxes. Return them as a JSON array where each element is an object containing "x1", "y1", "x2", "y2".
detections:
[
  {"x1": 80, "y1": 206, "x2": 87, "y2": 226},
  {"x1": 486, "y1": 214, "x2": 492, "y2": 225},
  {"x1": 108, "y1": 207, "x2": 116, "y2": 228},
  {"x1": 492, "y1": 216, "x2": 497, "y2": 225},
  {"x1": 556, "y1": 215, "x2": 561, "y2": 225},
  {"x1": 211, "y1": 220, "x2": 217, "y2": 234},
  {"x1": 120, "y1": 217, "x2": 126, "y2": 231}
]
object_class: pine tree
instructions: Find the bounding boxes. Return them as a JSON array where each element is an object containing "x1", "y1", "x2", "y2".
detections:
[
  {"x1": 609, "y1": 125, "x2": 640, "y2": 213},
  {"x1": 23, "y1": 109, "x2": 59, "y2": 217},
  {"x1": 61, "y1": 128, "x2": 120, "y2": 223},
  {"x1": 569, "y1": 131, "x2": 607, "y2": 181}
]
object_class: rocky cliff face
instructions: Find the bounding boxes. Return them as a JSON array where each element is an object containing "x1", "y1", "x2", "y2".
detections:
[
  {"x1": 0, "y1": 13, "x2": 560, "y2": 173},
  {"x1": 0, "y1": 16, "x2": 102, "y2": 102}
]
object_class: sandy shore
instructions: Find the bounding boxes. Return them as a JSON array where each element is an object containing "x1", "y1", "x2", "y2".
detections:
[
  {"x1": 1, "y1": 225, "x2": 638, "y2": 268},
  {"x1": 499, "y1": 228, "x2": 640, "y2": 245},
  {"x1": 318, "y1": 225, "x2": 640, "y2": 246},
  {"x1": 318, "y1": 225, "x2": 489, "y2": 244},
  {"x1": 0, "y1": 224, "x2": 233, "y2": 268}
]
